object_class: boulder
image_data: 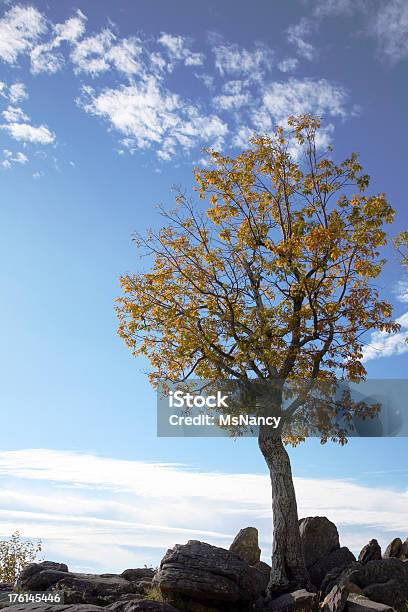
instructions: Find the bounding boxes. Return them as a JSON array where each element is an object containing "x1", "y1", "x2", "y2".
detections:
[
  {"x1": 153, "y1": 539, "x2": 268, "y2": 610},
  {"x1": 298, "y1": 517, "x2": 339, "y2": 569},
  {"x1": 16, "y1": 561, "x2": 69, "y2": 590},
  {"x1": 110, "y1": 602, "x2": 179, "y2": 612},
  {"x1": 383, "y1": 537, "x2": 402, "y2": 559},
  {"x1": 4, "y1": 606, "x2": 105, "y2": 612},
  {"x1": 260, "y1": 589, "x2": 318, "y2": 611},
  {"x1": 402, "y1": 537, "x2": 408, "y2": 560},
  {"x1": 321, "y1": 584, "x2": 349, "y2": 612},
  {"x1": 51, "y1": 573, "x2": 139, "y2": 606},
  {"x1": 346, "y1": 594, "x2": 393, "y2": 611},
  {"x1": 337, "y1": 558, "x2": 408, "y2": 608},
  {"x1": 229, "y1": 527, "x2": 261, "y2": 565},
  {"x1": 358, "y1": 540, "x2": 381, "y2": 564},
  {"x1": 308, "y1": 547, "x2": 355, "y2": 589},
  {"x1": 4, "y1": 603, "x2": 179, "y2": 612},
  {"x1": 121, "y1": 570, "x2": 155, "y2": 582}
]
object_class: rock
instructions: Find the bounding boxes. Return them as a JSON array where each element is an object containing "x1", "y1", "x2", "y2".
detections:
[
  {"x1": 51, "y1": 573, "x2": 139, "y2": 606},
  {"x1": 260, "y1": 589, "x2": 318, "y2": 611},
  {"x1": 321, "y1": 584, "x2": 349, "y2": 612},
  {"x1": 308, "y1": 547, "x2": 355, "y2": 589},
  {"x1": 153, "y1": 539, "x2": 268, "y2": 610},
  {"x1": 16, "y1": 561, "x2": 69, "y2": 589},
  {"x1": 3, "y1": 604, "x2": 179, "y2": 612},
  {"x1": 4, "y1": 606, "x2": 106, "y2": 612},
  {"x1": 110, "y1": 602, "x2": 180, "y2": 612},
  {"x1": 229, "y1": 527, "x2": 261, "y2": 566},
  {"x1": 346, "y1": 594, "x2": 393, "y2": 611},
  {"x1": 298, "y1": 517, "x2": 339, "y2": 569},
  {"x1": 121, "y1": 570, "x2": 155, "y2": 582},
  {"x1": 383, "y1": 537, "x2": 402, "y2": 559},
  {"x1": 338, "y1": 558, "x2": 408, "y2": 608},
  {"x1": 402, "y1": 537, "x2": 408, "y2": 560},
  {"x1": 358, "y1": 540, "x2": 381, "y2": 564}
]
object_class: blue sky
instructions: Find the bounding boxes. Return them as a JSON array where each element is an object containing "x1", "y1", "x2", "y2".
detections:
[{"x1": 0, "y1": 0, "x2": 407, "y2": 572}]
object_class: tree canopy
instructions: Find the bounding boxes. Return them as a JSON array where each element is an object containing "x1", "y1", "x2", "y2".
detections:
[{"x1": 117, "y1": 115, "x2": 398, "y2": 443}]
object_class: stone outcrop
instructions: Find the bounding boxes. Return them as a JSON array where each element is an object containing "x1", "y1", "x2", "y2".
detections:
[
  {"x1": 229, "y1": 526, "x2": 261, "y2": 565},
  {"x1": 299, "y1": 516, "x2": 340, "y2": 569},
  {"x1": 358, "y1": 540, "x2": 381, "y2": 564},
  {"x1": 152, "y1": 539, "x2": 268, "y2": 611},
  {"x1": 298, "y1": 517, "x2": 355, "y2": 589},
  {"x1": 383, "y1": 537, "x2": 402, "y2": 559},
  {"x1": 335, "y1": 557, "x2": 408, "y2": 608}
]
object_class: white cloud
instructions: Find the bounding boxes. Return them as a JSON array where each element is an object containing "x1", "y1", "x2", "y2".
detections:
[
  {"x1": 54, "y1": 10, "x2": 87, "y2": 43},
  {"x1": 0, "y1": 5, "x2": 46, "y2": 64},
  {"x1": 278, "y1": 57, "x2": 299, "y2": 73},
  {"x1": 373, "y1": 0, "x2": 408, "y2": 63},
  {"x1": 312, "y1": 0, "x2": 364, "y2": 18},
  {"x1": 0, "y1": 449, "x2": 406, "y2": 572},
  {"x1": 9, "y1": 82, "x2": 28, "y2": 104},
  {"x1": 2, "y1": 106, "x2": 29, "y2": 123},
  {"x1": 1, "y1": 122, "x2": 55, "y2": 145},
  {"x1": 79, "y1": 79, "x2": 227, "y2": 160},
  {"x1": 395, "y1": 280, "x2": 408, "y2": 304},
  {"x1": 286, "y1": 18, "x2": 316, "y2": 61},
  {"x1": 158, "y1": 33, "x2": 205, "y2": 69},
  {"x1": 70, "y1": 29, "x2": 145, "y2": 77},
  {"x1": 363, "y1": 311, "x2": 408, "y2": 361},
  {"x1": 71, "y1": 29, "x2": 114, "y2": 75},
  {"x1": 30, "y1": 10, "x2": 87, "y2": 75},
  {"x1": 255, "y1": 77, "x2": 349, "y2": 131},
  {"x1": 211, "y1": 35, "x2": 273, "y2": 80},
  {"x1": 1, "y1": 149, "x2": 28, "y2": 169},
  {"x1": 213, "y1": 80, "x2": 251, "y2": 111}
]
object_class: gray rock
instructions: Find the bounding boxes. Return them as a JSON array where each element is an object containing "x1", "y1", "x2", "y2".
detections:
[
  {"x1": 308, "y1": 547, "x2": 355, "y2": 589},
  {"x1": 321, "y1": 584, "x2": 349, "y2": 612},
  {"x1": 16, "y1": 562, "x2": 69, "y2": 590},
  {"x1": 298, "y1": 517, "x2": 339, "y2": 569},
  {"x1": 121, "y1": 570, "x2": 155, "y2": 582},
  {"x1": 358, "y1": 540, "x2": 381, "y2": 564},
  {"x1": 383, "y1": 537, "x2": 402, "y2": 559},
  {"x1": 346, "y1": 594, "x2": 393, "y2": 611},
  {"x1": 229, "y1": 527, "x2": 261, "y2": 566},
  {"x1": 262, "y1": 589, "x2": 318, "y2": 611},
  {"x1": 402, "y1": 537, "x2": 408, "y2": 560},
  {"x1": 153, "y1": 539, "x2": 268, "y2": 610},
  {"x1": 109, "y1": 602, "x2": 179, "y2": 612},
  {"x1": 3, "y1": 603, "x2": 179, "y2": 612},
  {"x1": 4, "y1": 606, "x2": 105, "y2": 612},
  {"x1": 338, "y1": 558, "x2": 408, "y2": 608},
  {"x1": 51, "y1": 573, "x2": 139, "y2": 606}
]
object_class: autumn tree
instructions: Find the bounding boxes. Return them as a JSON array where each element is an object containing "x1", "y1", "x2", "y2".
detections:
[
  {"x1": 0, "y1": 531, "x2": 42, "y2": 584},
  {"x1": 116, "y1": 116, "x2": 398, "y2": 594},
  {"x1": 395, "y1": 231, "x2": 408, "y2": 270}
]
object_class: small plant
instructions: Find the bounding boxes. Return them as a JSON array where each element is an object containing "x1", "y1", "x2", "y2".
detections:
[{"x1": 0, "y1": 531, "x2": 42, "y2": 584}]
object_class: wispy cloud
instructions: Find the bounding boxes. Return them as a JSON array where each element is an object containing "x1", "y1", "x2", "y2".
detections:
[
  {"x1": 0, "y1": 5, "x2": 46, "y2": 64},
  {"x1": 210, "y1": 34, "x2": 274, "y2": 81},
  {"x1": 278, "y1": 57, "x2": 299, "y2": 73},
  {"x1": 286, "y1": 18, "x2": 317, "y2": 61},
  {"x1": 158, "y1": 33, "x2": 205, "y2": 69},
  {"x1": 363, "y1": 311, "x2": 408, "y2": 362},
  {"x1": 0, "y1": 449, "x2": 406, "y2": 572},
  {"x1": 78, "y1": 79, "x2": 228, "y2": 160}
]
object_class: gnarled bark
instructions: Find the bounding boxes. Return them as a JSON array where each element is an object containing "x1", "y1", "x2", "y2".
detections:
[{"x1": 258, "y1": 423, "x2": 312, "y2": 596}]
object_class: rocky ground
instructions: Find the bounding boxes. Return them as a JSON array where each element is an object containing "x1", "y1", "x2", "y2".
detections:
[{"x1": 0, "y1": 518, "x2": 407, "y2": 612}]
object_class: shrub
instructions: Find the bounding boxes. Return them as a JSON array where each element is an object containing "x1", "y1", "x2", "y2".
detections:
[{"x1": 0, "y1": 531, "x2": 42, "y2": 584}]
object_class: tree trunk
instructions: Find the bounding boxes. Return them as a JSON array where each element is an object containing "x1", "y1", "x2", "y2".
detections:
[{"x1": 258, "y1": 423, "x2": 312, "y2": 596}]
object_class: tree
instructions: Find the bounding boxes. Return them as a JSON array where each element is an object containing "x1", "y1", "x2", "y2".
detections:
[
  {"x1": 0, "y1": 531, "x2": 42, "y2": 584},
  {"x1": 116, "y1": 115, "x2": 398, "y2": 595},
  {"x1": 394, "y1": 231, "x2": 408, "y2": 270}
]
